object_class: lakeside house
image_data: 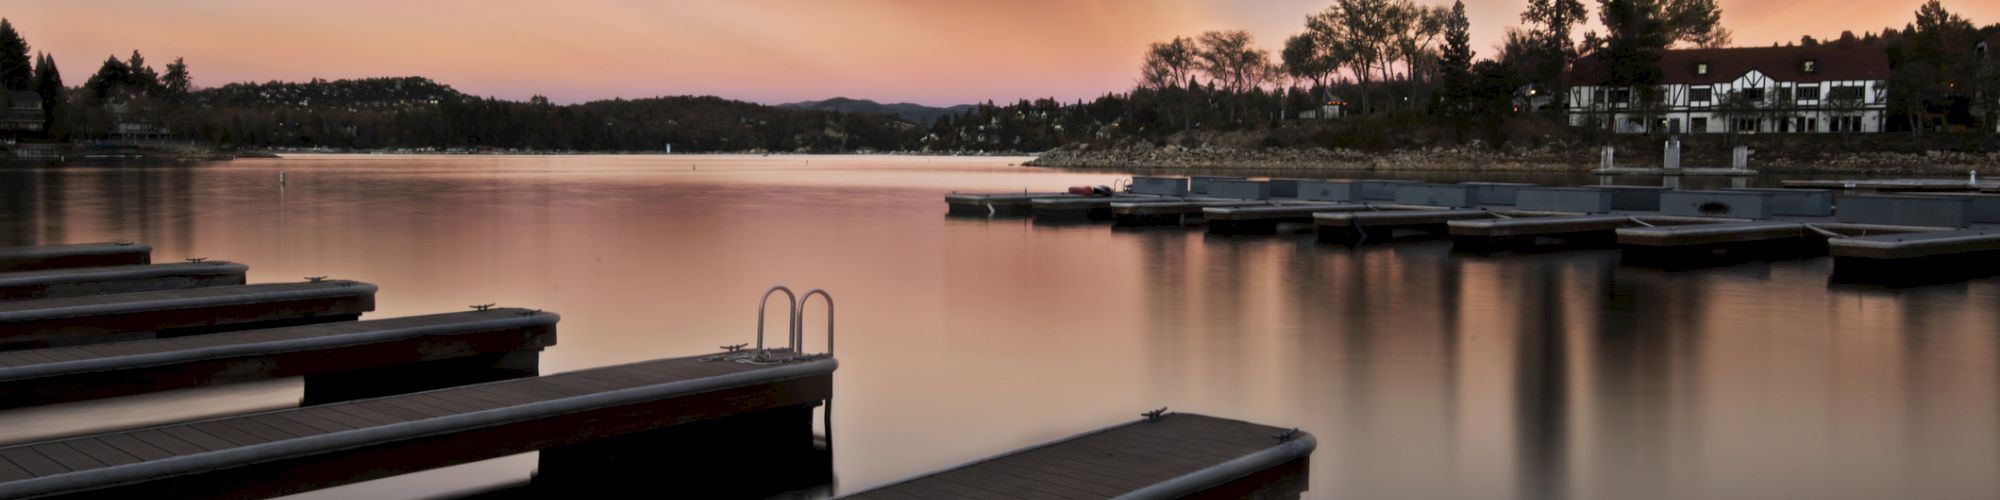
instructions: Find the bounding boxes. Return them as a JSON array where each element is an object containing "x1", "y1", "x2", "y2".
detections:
[
  {"x1": 2, "y1": 91, "x2": 43, "y2": 134},
  {"x1": 1565, "y1": 45, "x2": 1890, "y2": 135}
]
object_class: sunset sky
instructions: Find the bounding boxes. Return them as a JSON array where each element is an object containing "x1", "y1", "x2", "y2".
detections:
[{"x1": 7, "y1": 0, "x2": 1998, "y2": 106}]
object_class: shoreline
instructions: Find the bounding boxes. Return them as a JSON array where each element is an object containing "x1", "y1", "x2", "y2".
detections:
[{"x1": 1026, "y1": 145, "x2": 2000, "y2": 176}]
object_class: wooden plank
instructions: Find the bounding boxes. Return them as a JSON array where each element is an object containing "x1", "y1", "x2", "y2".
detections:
[
  {"x1": 348, "y1": 399, "x2": 434, "y2": 422},
  {"x1": 159, "y1": 426, "x2": 236, "y2": 453},
  {"x1": 275, "y1": 411, "x2": 356, "y2": 434},
  {"x1": 946, "y1": 462, "x2": 1097, "y2": 499},
  {"x1": 186, "y1": 421, "x2": 271, "y2": 447},
  {"x1": 322, "y1": 405, "x2": 402, "y2": 427},
  {"x1": 63, "y1": 439, "x2": 140, "y2": 468},
  {"x1": 127, "y1": 429, "x2": 206, "y2": 456},
  {"x1": 226, "y1": 417, "x2": 304, "y2": 443},
  {"x1": 29, "y1": 443, "x2": 105, "y2": 471},
  {"x1": 0, "y1": 454, "x2": 35, "y2": 482},
  {"x1": 979, "y1": 457, "x2": 1131, "y2": 497},
  {"x1": 93, "y1": 434, "x2": 171, "y2": 462},
  {"x1": 0, "y1": 447, "x2": 69, "y2": 477},
  {"x1": 242, "y1": 414, "x2": 322, "y2": 439}
]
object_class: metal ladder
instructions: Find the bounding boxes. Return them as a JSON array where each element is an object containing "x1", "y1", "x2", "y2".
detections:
[{"x1": 748, "y1": 285, "x2": 835, "y2": 362}]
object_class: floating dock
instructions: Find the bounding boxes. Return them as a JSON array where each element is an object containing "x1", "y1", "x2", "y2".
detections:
[
  {"x1": 842, "y1": 412, "x2": 1314, "y2": 500},
  {"x1": 0, "y1": 309, "x2": 559, "y2": 409},
  {"x1": 1112, "y1": 200, "x2": 1276, "y2": 227},
  {"x1": 1448, "y1": 214, "x2": 1718, "y2": 253},
  {"x1": 0, "y1": 281, "x2": 378, "y2": 350},
  {"x1": 0, "y1": 352, "x2": 837, "y2": 499},
  {"x1": 1829, "y1": 228, "x2": 2000, "y2": 284},
  {"x1": 0, "y1": 243, "x2": 152, "y2": 273},
  {"x1": 0, "y1": 262, "x2": 249, "y2": 301},
  {"x1": 1031, "y1": 195, "x2": 1182, "y2": 222},
  {"x1": 1781, "y1": 179, "x2": 1999, "y2": 192},
  {"x1": 1616, "y1": 222, "x2": 1817, "y2": 267},
  {"x1": 1316, "y1": 209, "x2": 1500, "y2": 245},
  {"x1": 946, "y1": 192, "x2": 1079, "y2": 217},
  {"x1": 1204, "y1": 204, "x2": 1387, "y2": 235}
]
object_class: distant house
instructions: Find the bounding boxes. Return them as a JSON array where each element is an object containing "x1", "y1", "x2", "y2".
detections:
[
  {"x1": 2, "y1": 91, "x2": 43, "y2": 133},
  {"x1": 1299, "y1": 93, "x2": 1348, "y2": 120},
  {"x1": 1566, "y1": 45, "x2": 1890, "y2": 134}
]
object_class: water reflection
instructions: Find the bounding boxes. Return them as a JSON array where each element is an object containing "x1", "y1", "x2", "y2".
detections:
[{"x1": 0, "y1": 156, "x2": 1997, "y2": 499}]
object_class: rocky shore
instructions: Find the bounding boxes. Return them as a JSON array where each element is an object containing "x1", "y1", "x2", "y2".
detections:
[{"x1": 1027, "y1": 142, "x2": 2000, "y2": 176}]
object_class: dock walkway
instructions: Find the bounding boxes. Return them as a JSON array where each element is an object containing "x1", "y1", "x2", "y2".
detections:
[
  {"x1": 842, "y1": 413, "x2": 1314, "y2": 500},
  {"x1": 0, "y1": 263, "x2": 248, "y2": 301},
  {"x1": 0, "y1": 353, "x2": 836, "y2": 499},
  {"x1": 0, "y1": 244, "x2": 151, "y2": 273},
  {"x1": 0, "y1": 281, "x2": 377, "y2": 350},
  {"x1": 0, "y1": 309, "x2": 557, "y2": 409}
]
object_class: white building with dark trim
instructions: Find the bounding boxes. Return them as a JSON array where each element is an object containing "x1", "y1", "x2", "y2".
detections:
[{"x1": 1566, "y1": 45, "x2": 1890, "y2": 135}]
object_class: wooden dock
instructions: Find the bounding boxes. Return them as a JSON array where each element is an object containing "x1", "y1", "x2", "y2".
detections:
[
  {"x1": 1204, "y1": 204, "x2": 1377, "y2": 235},
  {"x1": 1112, "y1": 200, "x2": 1276, "y2": 227},
  {"x1": 841, "y1": 412, "x2": 1314, "y2": 500},
  {"x1": 1781, "y1": 179, "x2": 1998, "y2": 192},
  {"x1": 0, "y1": 353, "x2": 836, "y2": 499},
  {"x1": 1032, "y1": 195, "x2": 1182, "y2": 221},
  {"x1": 1448, "y1": 215, "x2": 1724, "y2": 253},
  {"x1": 0, "y1": 281, "x2": 377, "y2": 350},
  {"x1": 947, "y1": 192, "x2": 1079, "y2": 217},
  {"x1": 1316, "y1": 209, "x2": 1499, "y2": 245},
  {"x1": 0, "y1": 309, "x2": 558, "y2": 409},
  {"x1": 0, "y1": 244, "x2": 151, "y2": 273},
  {"x1": 0, "y1": 262, "x2": 248, "y2": 301},
  {"x1": 1829, "y1": 229, "x2": 2000, "y2": 284}
]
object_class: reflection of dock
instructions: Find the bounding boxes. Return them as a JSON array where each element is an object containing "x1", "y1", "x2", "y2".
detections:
[
  {"x1": 946, "y1": 176, "x2": 2000, "y2": 286},
  {"x1": 844, "y1": 412, "x2": 1315, "y2": 499}
]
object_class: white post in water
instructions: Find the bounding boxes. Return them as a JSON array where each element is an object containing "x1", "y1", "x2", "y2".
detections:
[
  {"x1": 1731, "y1": 146, "x2": 1750, "y2": 170},
  {"x1": 1972, "y1": 171, "x2": 1979, "y2": 186},
  {"x1": 1663, "y1": 138, "x2": 1681, "y2": 170},
  {"x1": 278, "y1": 171, "x2": 286, "y2": 186},
  {"x1": 1600, "y1": 146, "x2": 1616, "y2": 170}
]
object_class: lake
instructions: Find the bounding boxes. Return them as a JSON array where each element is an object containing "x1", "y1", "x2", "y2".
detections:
[{"x1": 1, "y1": 155, "x2": 1995, "y2": 499}]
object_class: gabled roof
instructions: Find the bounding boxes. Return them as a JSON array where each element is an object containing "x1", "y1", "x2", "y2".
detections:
[{"x1": 1569, "y1": 45, "x2": 1890, "y2": 86}]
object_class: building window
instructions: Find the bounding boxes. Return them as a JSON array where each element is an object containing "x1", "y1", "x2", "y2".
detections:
[
  {"x1": 1691, "y1": 117, "x2": 1709, "y2": 133},
  {"x1": 1777, "y1": 88, "x2": 1794, "y2": 102},
  {"x1": 1610, "y1": 89, "x2": 1632, "y2": 104},
  {"x1": 1690, "y1": 87, "x2": 1714, "y2": 103},
  {"x1": 1798, "y1": 87, "x2": 1821, "y2": 100},
  {"x1": 1832, "y1": 116, "x2": 1864, "y2": 132},
  {"x1": 1805, "y1": 118, "x2": 1818, "y2": 132},
  {"x1": 1737, "y1": 118, "x2": 1759, "y2": 133},
  {"x1": 1742, "y1": 88, "x2": 1766, "y2": 101},
  {"x1": 1592, "y1": 89, "x2": 1606, "y2": 104},
  {"x1": 1829, "y1": 86, "x2": 1864, "y2": 101},
  {"x1": 1696, "y1": 63, "x2": 1710, "y2": 75},
  {"x1": 1802, "y1": 60, "x2": 1817, "y2": 74}
]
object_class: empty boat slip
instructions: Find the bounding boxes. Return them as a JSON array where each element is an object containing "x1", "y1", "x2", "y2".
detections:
[
  {"x1": 1316, "y1": 210, "x2": 1499, "y2": 245},
  {"x1": 0, "y1": 281, "x2": 378, "y2": 350},
  {"x1": 946, "y1": 192, "x2": 1079, "y2": 217},
  {"x1": 840, "y1": 413, "x2": 1315, "y2": 500},
  {"x1": 0, "y1": 262, "x2": 250, "y2": 301},
  {"x1": 0, "y1": 309, "x2": 558, "y2": 409},
  {"x1": 0, "y1": 353, "x2": 837, "y2": 499},
  {"x1": 0, "y1": 244, "x2": 152, "y2": 273}
]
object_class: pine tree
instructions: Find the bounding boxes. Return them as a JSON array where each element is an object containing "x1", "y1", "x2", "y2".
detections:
[
  {"x1": 163, "y1": 57, "x2": 191, "y2": 101},
  {"x1": 32, "y1": 52, "x2": 62, "y2": 137},
  {"x1": 127, "y1": 50, "x2": 159, "y2": 90},
  {"x1": 0, "y1": 19, "x2": 31, "y2": 91}
]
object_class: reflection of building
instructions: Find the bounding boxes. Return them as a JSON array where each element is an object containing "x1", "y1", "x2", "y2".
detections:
[
  {"x1": 1567, "y1": 45, "x2": 1890, "y2": 134},
  {"x1": 3, "y1": 91, "x2": 43, "y2": 133}
]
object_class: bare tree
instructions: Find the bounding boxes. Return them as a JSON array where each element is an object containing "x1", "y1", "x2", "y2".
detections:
[
  {"x1": 1195, "y1": 30, "x2": 1275, "y2": 93},
  {"x1": 1140, "y1": 37, "x2": 1199, "y2": 89}
]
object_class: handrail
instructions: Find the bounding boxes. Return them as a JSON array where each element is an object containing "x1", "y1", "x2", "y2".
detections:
[
  {"x1": 796, "y1": 289, "x2": 834, "y2": 356},
  {"x1": 755, "y1": 286, "x2": 798, "y2": 359}
]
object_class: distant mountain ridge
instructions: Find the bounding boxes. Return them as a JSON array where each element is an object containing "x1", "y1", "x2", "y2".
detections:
[{"x1": 778, "y1": 97, "x2": 973, "y2": 125}]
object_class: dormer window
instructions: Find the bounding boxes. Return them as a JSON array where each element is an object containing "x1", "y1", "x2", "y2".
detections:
[
  {"x1": 1802, "y1": 60, "x2": 1817, "y2": 74},
  {"x1": 1696, "y1": 63, "x2": 1710, "y2": 75}
]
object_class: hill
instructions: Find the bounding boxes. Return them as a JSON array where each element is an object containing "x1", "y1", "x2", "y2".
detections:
[{"x1": 779, "y1": 97, "x2": 972, "y2": 125}]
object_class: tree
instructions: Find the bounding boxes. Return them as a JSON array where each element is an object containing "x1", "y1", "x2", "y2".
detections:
[
  {"x1": 1593, "y1": 0, "x2": 1671, "y2": 133},
  {"x1": 1310, "y1": 0, "x2": 1398, "y2": 113},
  {"x1": 1662, "y1": 0, "x2": 1729, "y2": 48},
  {"x1": 33, "y1": 52, "x2": 62, "y2": 137},
  {"x1": 1886, "y1": 0, "x2": 1979, "y2": 135},
  {"x1": 1140, "y1": 37, "x2": 1198, "y2": 89},
  {"x1": 83, "y1": 56, "x2": 132, "y2": 101},
  {"x1": 1281, "y1": 33, "x2": 1338, "y2": 92},
  {"x1": 127, "y1": 50, "x2": 160, "y2": 90},
  {"x1": 1438, "y1": 1, "x2": 1476, "y2": 138},
  {"x1": 163, "y1": 57, "x2": 191, "y2": 101},
  {"x1": 1194, "y1": 30, "x2": 1273, "y2": 93},
  {"x1": 1520, "y1": 0, "x2": 1586, "y2": 115},
  {"x1": 0, "y1": 19, "x2": 30, "y2": 91}
]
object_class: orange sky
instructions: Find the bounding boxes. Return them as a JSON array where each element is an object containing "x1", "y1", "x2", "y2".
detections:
[{"x1": 6, "y1": 0, "x2": 1997, "y2": 106}]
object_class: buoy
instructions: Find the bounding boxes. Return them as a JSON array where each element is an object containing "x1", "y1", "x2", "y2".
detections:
[{"x1": 278, "y1": 171, "x2": 286, "y2": 185}]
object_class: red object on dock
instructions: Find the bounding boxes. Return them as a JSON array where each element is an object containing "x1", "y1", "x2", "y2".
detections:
[{"x1": 1068, "y1": 185, "x2": 1113, "y2": 196}]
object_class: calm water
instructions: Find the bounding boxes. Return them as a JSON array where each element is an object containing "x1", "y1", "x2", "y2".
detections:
[{"x1": 2, "y1": 155, "x2": 1997, "y2": 500}]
